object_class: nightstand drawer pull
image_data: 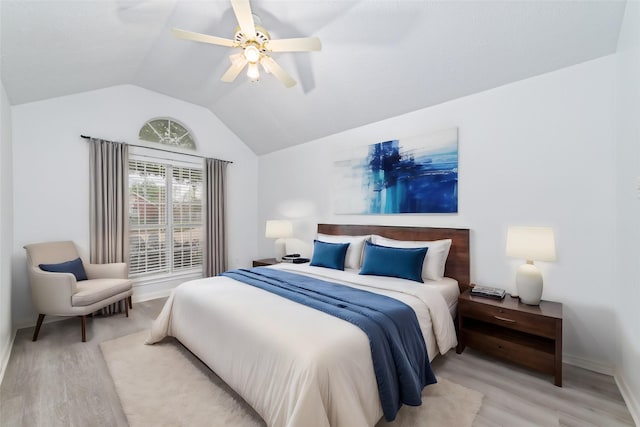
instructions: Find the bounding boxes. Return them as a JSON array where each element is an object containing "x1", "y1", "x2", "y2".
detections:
[{"x1": 494, "y1": 315, "x2": 516, "y2": 323}]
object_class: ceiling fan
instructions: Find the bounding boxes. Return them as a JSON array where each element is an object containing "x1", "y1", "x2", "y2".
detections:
[{"x1": 172, "y1": 0, "x2": 321, "y2": 88}]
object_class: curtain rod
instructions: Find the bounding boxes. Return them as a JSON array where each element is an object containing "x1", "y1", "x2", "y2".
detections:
[{"x1": 80, "y1": 135, "x2": 233, "y2": 163}]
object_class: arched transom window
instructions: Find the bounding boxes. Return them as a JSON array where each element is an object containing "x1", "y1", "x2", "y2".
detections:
[{"x1": 139, "y1": 118, "x2": 196, "y2": 149}]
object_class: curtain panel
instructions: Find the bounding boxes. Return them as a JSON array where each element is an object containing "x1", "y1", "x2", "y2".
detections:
[
  {"x1": 89, "y1": 138, "x2": 129, "y2": 264},
  {"x1": 204, "y1": 158, "x2": 229, "y2": 277}
]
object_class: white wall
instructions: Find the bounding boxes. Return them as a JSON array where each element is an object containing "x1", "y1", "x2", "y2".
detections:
[
  {"x1": 11, "y1": 84, "x2": 258, "y2": 327},
  {"x1": 0, "y1": 80, "x2": 15, "y2": 380},
  {"x1": 615, "y1": 1, "x2": 640, "y2": 422},
  {"x1": 259, "y1": 56, "x2": 619, "y2": 369}
]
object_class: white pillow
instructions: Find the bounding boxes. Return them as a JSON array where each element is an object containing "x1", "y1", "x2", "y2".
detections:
[
  {"x1": 371, "y1": 235, "x2": 452, "y2": 280},
  {"x1": 316, "y1": 234, "x2": 371, "y2": 270}
]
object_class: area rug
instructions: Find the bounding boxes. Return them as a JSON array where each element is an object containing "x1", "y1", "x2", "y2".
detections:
[{"x1": 101, "y1": 331, "x2": 483, "y2": 427}]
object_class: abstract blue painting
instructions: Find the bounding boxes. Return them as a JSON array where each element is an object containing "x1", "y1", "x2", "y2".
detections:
[{"x1": 333, "y1": 128, "x2": 458, "y2": 214}]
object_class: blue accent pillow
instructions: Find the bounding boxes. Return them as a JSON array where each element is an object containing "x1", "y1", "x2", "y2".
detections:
[
  {"x1": 310, "y1": 240, "x2": 350, "y2": 271},
  {"x1": 359, "y1": 241, "x2": 428, "y2": 283},
  {"x1": 39, "y1": 257, "x2": 88, "y2": 281}
]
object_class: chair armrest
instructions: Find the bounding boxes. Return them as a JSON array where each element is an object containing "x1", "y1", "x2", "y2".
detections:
[
  {"x1": 28, "y1": 266, "x2": 77, "y2": 314},
  {"x1": 84, "y1": 262, "x2": 129, "y2": 279}
]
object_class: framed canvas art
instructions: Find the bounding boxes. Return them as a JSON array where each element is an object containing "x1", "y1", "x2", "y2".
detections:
[{"x1": 333, "y1": 128, "x2": 458, "y2": 214}]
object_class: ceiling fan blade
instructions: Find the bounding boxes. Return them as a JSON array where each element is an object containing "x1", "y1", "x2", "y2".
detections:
[
  {"x1": 261, "y1": 56, "x2": 296, "y2": 88},
  {"x1": 267, "y1": 37, "x2": 321, "y2": 52},
  {"x1": 230, "y1": 0, "x2": 256, "y2": 40},
  {"x1": 221, "y1": 56, "x2": 248, "y2": 82},
  {"x1": 172, "y1": 28, "x2": 235, "y2": 47}
]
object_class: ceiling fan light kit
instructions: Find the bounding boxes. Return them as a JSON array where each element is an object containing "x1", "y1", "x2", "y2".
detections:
[
  {"x1": 243, "y1": 44, "x2": 261, "y2": 63},
  {"x1": 172, "y1": 0, "x2": 321, "y2": 88},
  {"x1": 246, "y1": 62, "x2": 260, "y2": 81}
]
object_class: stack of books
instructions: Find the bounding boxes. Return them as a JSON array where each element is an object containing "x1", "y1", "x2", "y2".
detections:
[{"x1": 470, "y1": 285, "x2": 506, "y2": 300}]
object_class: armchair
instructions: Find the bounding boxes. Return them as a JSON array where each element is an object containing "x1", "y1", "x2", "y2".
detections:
[{"x1": 24, "y1": 241, "x2": 133, "y2": 342}]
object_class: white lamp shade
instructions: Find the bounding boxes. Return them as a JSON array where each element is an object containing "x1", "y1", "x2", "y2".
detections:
[
  {"x1": 506, "y1": 226, "x2": 556, "y2": 262},
  {"x1": 265, "y1": 220, "x2": 293, "y2": 239}
]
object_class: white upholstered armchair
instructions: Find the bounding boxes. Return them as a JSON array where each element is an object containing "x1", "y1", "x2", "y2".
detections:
[{"x1": 24, "y1": 241, "x2": 133, "y2": 342}]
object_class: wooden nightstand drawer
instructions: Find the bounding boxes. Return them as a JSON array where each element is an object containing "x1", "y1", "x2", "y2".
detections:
[
  {"x1": 459, "y1": 299, "x2": 556, "y2": 339},
  {"x1": 461, "y1": 326, "x2": 555, "y2": 374}
]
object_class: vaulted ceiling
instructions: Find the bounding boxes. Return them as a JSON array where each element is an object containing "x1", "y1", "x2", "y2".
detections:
[{"x1": 0, "y1": 0, "x2": 627, "y2": 154}]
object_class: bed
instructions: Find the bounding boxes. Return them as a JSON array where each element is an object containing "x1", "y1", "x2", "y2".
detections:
[{"x1": 147, "y1": 224, "x2": 470, "y2": 427}]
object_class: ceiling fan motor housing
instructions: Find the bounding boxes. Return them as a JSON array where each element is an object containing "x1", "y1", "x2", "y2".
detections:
[{"x1": 234, "y1": 24, "x2": 271, "y2": 51}]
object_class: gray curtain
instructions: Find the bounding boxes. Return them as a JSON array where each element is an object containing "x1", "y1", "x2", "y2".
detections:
[
  {"x1": 204, "y1": 158, "x2": 229, "y2": 276},
  {"x1": 89, "y1": 138, "x2": 129, "y2": 264}
]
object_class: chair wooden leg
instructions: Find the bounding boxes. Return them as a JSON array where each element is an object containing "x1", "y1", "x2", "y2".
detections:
[
  {"x1": 124, "y1": 298, "x2": 129, "y2": 318},
  {"x1": 32, "y1": 314, "x2": 45, "y2": 342},
  {"x1": 128, "y1": 295, "x2": 133, "y2": 310},
  {"x1": 81, "y1": 315, "x2": 86, "y2": 342}
]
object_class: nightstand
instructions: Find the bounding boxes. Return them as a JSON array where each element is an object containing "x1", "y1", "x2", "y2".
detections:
[
  {"x1": 457, "y1": 289, "x2": 563, "y2": 386},
  {"x1": 252, "y1": 258, "x2": 278, "y2": 267}
]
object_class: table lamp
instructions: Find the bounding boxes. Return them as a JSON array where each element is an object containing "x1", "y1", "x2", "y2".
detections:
[
  {"x1": 265, "y1": 220, "x2": 293, "y2": 262},
  {"x1": 506, "y1": 226, "x2": 556, "y2": 305}
]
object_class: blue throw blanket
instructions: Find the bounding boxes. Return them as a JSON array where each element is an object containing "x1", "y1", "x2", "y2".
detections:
[{"x1": 221, "y1": 267, "x2": 436, "y2": 421}]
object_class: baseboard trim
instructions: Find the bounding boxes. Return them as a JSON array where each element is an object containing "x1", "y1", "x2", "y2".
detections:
[
  {"x1": 13, "y1": 314, "x2": 69, "y2": 331},
  {"x1": 615, "y1": 370, "x2": 640, "y2": 427},
  {"x1": 563, "y1": 353, "x2": 614, "y2": 376},
  {"x1": 0, "y1": 328, "x2": 17, "y2": 386},
  {"x1": 565, "y1": 354, "x2": 638, "y2": 424}
]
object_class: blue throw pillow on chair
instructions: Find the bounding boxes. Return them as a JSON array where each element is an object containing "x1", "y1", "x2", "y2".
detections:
[
  {"x1": 310, "y1": 240, "x2": 350, "y2": 271},
  {"x1": 39, "y1": 257, "x2": 88, "y2": 281},
  {"x1": 359, "y1": 241, "x2": 427, "y2": 283}
]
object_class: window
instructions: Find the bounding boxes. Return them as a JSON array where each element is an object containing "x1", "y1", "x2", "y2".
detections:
[
  {"x1": 128, "y1": 158, "x2": 203, "y2": 277},
  {"x1": 139, "y1": 118, "x2": 196, "y2": 149}
]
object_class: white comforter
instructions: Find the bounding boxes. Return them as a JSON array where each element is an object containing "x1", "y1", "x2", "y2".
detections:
[{"x1": 147, "y1": 263, "x2": 458, "y2": 427}]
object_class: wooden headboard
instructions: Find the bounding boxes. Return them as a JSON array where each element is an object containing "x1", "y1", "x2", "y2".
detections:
[{"x1": 317, "y1": 224, "x2": 470, "y2": 293}]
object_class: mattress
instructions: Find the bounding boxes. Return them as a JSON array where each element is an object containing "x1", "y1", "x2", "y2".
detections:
[{"x1": 147, "y1": 263, "x2": 458, "y2": 427}]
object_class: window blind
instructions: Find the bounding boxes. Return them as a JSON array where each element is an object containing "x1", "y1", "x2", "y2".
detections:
[
  {"x1": 128, "y1": 159, "x2": 203, "y2": 277},
  {"x1": 172, "y1": 166, "x2": 203, "y2": 271}
]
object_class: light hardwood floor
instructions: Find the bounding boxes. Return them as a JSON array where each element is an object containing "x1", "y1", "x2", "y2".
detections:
[{"x1": 0, "y1": 298, "x2": 635, "y2": 427}]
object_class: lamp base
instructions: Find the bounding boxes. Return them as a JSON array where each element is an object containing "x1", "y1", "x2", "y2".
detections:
[
  {"x1": 274, "y1": 238, "x2": 286, "y2": 262},
  {"x1": 516, "y1": 262, "x2": 543, "y2": 305}
]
